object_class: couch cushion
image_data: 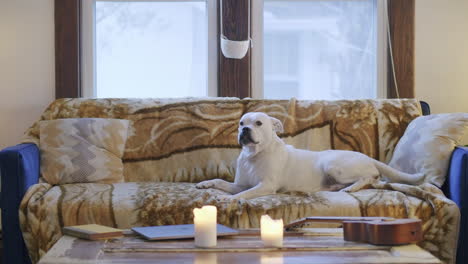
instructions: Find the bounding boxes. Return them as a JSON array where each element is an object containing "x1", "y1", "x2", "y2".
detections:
[
  {"x1": 20, "y1": 182, "x2": 459, "y2": 263},
  {"x1": 23, "y1": 98, "x2": 422, "y2": 183},
  {"x1": 389, "y1": 113, "x2": 468, "y2": 187},
  {"x1": 39, "y1": 118, "x2": 130, "y2": 184}
]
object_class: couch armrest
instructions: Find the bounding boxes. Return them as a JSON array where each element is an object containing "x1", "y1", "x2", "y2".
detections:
[
  {"x1": 442, "y1": 146, "x2": 467, "y2": 264},
  {"x1": 0, "y1": 143, "x2": 40, "y2": 264}
]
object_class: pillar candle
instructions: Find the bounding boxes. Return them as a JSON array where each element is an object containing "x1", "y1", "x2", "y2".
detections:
[
  {"x1": 193, "y1": 205, "x2": 217, "y2": 248},
  {"x1": 261, "y1": 215, "x2": 283, "y2": 247}
]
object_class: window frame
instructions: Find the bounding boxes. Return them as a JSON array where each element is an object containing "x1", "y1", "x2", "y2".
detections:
[
  {"x1": 55, "y1": 0, "x2": 82, "y2": 98},
  {"x1": 55, "y1": 0, "x2": 414, "y2": 99},
  {"x1": 80, "y1": 0, "x2": 218, "y2": 98}
]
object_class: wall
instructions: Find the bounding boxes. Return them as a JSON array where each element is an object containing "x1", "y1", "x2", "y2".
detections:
[
  {"x1": 0, "y1": 0, "x2": 55, "y2": 149},
  {"x1": 415, "y1": 0, "x2": 468, "y2": 114},
  {"x1": 415, "y1": 0, "x2": 468, "y2": 144}
]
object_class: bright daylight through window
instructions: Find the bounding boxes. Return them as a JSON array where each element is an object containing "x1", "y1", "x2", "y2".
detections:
[
  {"x1": 262, "y1": 0, "x2": 379, "y2": 100},
  {"x1": 87, "y1": 0, "x2": 384, "y2": 99},
  {"x1": 95, "y1": 1, "x2": 208, "y2": 98}
]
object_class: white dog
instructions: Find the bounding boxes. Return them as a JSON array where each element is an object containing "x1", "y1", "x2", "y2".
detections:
[{"x1": 196, "y1": 112, "x2": 424, "y2": 200}]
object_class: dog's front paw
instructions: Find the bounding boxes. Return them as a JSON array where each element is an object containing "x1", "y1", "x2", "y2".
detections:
[{"x1": 196, "y1": 180, "x2": 217, "y2": 189}]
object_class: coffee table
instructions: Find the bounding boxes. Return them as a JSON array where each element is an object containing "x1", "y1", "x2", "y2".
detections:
[{"x1": 38, "y1": 228, "x2": 441, "y2": 264}]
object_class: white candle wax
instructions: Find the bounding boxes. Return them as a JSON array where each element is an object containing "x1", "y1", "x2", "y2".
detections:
[
  {"x1": 261, "y1": 215, "x2": 284, "y2": 247},
  {"x1": 193, "y1": 205, "x2": 217, "y2": 248}
]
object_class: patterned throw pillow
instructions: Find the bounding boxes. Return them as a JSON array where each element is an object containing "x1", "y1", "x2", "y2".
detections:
[
  {"x1": 389, "y1": 113, "x2": 468, "y2": 187},
  {"x1": 39, "y1": 118, "x2": 130, "y2": 184}
]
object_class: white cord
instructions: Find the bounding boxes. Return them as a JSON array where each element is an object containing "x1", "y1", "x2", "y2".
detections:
[{"x1": 385, "y1": 0, "x2": 400, "y2": 98}]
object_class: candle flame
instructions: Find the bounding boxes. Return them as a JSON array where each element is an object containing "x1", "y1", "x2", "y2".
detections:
[{"x1": 261, "y1": 215, "x2": 283, "y2": 233}]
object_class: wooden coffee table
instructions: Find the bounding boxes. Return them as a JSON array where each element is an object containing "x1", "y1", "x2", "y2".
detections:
[{"x1": 38, "y1": 228, "x2": 441, "y2": 264}]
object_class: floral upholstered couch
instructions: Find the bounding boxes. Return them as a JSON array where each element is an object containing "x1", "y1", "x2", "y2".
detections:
[{"x1": 0, "y1": 98, "x2": 463, "y2": 264}]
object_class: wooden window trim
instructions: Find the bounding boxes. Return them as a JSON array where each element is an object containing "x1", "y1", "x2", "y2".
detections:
[
  {"x1": 218, "y1": 0, "x2": 251, "y2": 98},
  {"x1": 55, "y1": 0, "x2": 414, "y2": 99},
  {"x1": 387, "y1": 0, "x2": 415, "y2": 98},
  {"x1": 55, "y1": 0, "x2": 82, "y2": 98}
]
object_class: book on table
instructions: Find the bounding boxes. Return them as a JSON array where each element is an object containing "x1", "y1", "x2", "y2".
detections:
[{"x1": 63, "y1": 224, "x2": 123, "y2": 240}]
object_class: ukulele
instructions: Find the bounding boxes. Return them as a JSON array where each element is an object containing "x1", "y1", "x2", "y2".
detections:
[{"x1": 284, "y1": 216, "x2": 423, "y2": 245}]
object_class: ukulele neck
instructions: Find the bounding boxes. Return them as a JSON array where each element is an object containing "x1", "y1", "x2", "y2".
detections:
[
  {"x1": 285, "y1": 216, "x2": 394, "y2": 229},
  {"x1": 304, "y1": 216, "x2": 393, "y2": 222}
]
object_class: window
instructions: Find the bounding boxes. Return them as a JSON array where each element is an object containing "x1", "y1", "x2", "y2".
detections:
[
  {"x1": 252, "y1": 0, "x2": 387, "y2": 100},
  {"x1": 81, "y1": 0, "x2": 388, "y2": 99},
  {"x1": 82, "y1": 0, "x2": 217, "y2": 98}
]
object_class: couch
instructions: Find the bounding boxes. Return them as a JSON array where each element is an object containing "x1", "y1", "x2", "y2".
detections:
[{"x1": 0, "y1": 98, "x2": 465, "y2": 264}]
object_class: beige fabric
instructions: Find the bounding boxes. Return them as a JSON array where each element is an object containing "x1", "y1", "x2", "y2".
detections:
[
  {"x1": 23, "y1": 98, "x2": 422, "y2": 183},
  {"x1": 20, "y1": 182, "x2": 459, "y2": 264},
  {"x1": 39, "y1": 118, "x2": 129, "y2": 184},
  {"x1": 389, "y1": 113, "x2": 468, "y2": 187},
  {"x1": 19, "y1": 98, "x2": 461, "y2": 263}
]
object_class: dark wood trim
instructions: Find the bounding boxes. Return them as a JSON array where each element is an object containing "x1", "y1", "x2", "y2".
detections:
[
  {"x1": 55, "y1": 0, "x2": 82, "y2": 98},
  {"x1": 387, "y1": 0, "x2": 415, "y2": 98},
  {"x1": 218, "y1": 0, "x2": 251, "y2": 98}
]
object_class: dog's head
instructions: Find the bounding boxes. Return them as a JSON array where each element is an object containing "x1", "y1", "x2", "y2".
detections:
[{"x1": 238, "y1": 112, "x2": 284, "y2": 149}]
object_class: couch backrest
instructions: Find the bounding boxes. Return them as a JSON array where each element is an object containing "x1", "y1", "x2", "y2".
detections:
[{"x1": 23, "y1": 98, "x2": 422, "y2": 183}]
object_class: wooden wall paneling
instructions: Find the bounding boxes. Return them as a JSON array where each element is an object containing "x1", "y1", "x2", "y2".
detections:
[
  {"x1": 55, "y1": 0, "x2": 81, "y2": 98},
  {"x1": 387, "y1": 0, "x2": 415, "y2": 98},
  {"x1": 218, "y1": 0, "x2": 251, "y2": 98}
]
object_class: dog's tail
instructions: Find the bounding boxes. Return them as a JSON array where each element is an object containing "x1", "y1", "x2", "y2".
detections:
[{"x1": 373, "y1": 160, "x2": 425, "y2": 185}]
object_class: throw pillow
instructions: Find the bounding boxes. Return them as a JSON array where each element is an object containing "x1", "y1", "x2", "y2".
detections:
[
  {"x1": 389, "y1": 113, "x2": 468, "y2": 187},
  {"x1": 39, "y1": 118, "x2": 130, "y2": 184}
]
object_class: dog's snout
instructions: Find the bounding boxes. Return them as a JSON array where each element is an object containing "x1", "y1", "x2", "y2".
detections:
[{"x1": 242, "y1": 127, "x2": 250, "y2": 132}]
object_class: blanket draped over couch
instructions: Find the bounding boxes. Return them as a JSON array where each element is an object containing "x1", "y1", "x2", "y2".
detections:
[{"x1": 19, "y1": 98, "x2": 460, "y2": 263}]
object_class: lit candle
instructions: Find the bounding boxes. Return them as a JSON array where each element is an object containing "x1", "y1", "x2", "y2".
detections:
[
  {"x1": 193, "y1": 205, "x2": 217, "y2": 248},
  {"x1": 261, "y1": 215, "x2": 284, "y2": 247}
]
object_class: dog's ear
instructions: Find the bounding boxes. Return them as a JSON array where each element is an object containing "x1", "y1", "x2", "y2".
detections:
[{"x1": 270, "y1": 117, "x2": 284, "y2": 134}]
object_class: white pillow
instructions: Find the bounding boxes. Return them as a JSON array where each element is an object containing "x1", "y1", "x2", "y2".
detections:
[{"x1": 388, "y1": 113, "x2": 468, "y2": 187}]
